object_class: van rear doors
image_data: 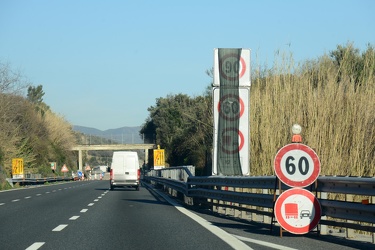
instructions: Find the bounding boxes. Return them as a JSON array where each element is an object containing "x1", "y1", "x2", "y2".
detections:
[{"x1": 110, "y1": 151, "x2": 140, "y2": 191}]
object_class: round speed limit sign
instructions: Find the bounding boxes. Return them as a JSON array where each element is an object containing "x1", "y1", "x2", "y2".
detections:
[{"x1": 274, "y1": 144, "x2": 320, "y2": 187}]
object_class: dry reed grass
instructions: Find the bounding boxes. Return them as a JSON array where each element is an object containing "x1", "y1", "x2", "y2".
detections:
[{"x1": 250, "y1": 50, "x2": 375, "y2": 177}]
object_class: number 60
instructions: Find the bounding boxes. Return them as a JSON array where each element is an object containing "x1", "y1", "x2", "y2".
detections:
[{"x1": 285, "y1": 156, "x2": 309, "y2": 175}]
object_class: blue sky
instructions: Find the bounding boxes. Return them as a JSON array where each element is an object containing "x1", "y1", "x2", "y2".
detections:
[{"x1": 0, "y1": 0, "x2": 374, "y2": 130}]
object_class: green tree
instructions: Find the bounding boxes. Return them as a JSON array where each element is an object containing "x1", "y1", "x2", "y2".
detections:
[
  {"x1": 140, "y1": 90, "x2": 213, "y2": 174},
  {"x1": 27, "y1": 85, "x2": 50, "y2": 116},
  {"x1": 27, "y1": 85, "x2": 44, "y2": 104},
  {"x1": 330, "y1": 42, "x2": 375, "y2": 88}
]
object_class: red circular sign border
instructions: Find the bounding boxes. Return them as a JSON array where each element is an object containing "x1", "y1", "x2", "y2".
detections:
[
  {"x1": 274, "y1": 188, "x2": 322, "y2": 234},
  {"x1": 217, "y1": 94, "x2": 245, "y2": 121},
  {"x1": 219, "y1": 53, "x2": 246, "y2": 81},
  {"x1": 274, "y1": 143, "x2": 320, "y2": 187},
  {"x1": 221, "y1": 128, "x2": 244, "y2": 154}
]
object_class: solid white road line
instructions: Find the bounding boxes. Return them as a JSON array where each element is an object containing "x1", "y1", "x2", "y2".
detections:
[
  {"x1": 148, "y1": 184, "x2": 253, "y2": 250},
  {"x1": 233, "y1": 234, "x2": 298, "y2": 250},
  {"x1": 52, "y1": 224, "x2": 68, "y2": 232},
  {"x1": 69, "y1": 216, "x2": 80, "y2": 220},
  {"x1": 25, "y1": 242, "x2": 45, "y2": 250}
]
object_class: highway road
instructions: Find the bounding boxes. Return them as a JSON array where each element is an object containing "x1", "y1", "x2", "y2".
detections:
[{"x1": 0, "y1": 181, "x2": 372, "y2": 250}]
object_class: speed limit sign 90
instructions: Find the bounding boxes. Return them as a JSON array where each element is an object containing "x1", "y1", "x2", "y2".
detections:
[{"x1": 274, "y1": 144, "x2": 320, "y2": 187}]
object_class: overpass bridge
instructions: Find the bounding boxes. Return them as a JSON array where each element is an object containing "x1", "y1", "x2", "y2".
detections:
[{"x1": 71, "y1": 144, "x2": 155, "y2": 171}]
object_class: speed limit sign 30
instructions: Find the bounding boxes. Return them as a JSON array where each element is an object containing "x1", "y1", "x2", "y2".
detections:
[{"x1": 274, "y1": 144, "x2": 320, "y2": 187}]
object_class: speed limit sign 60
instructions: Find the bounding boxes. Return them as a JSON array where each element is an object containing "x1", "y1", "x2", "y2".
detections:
[{"x1": 274, "y1": 144, "x2": 320, "y2": 187}]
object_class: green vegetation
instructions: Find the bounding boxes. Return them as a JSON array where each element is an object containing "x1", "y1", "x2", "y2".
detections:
[
  {"x1": 141, "y1": 42, "x2": 375, "y2": 176},
  {"x1": 0, "y1": 62, "x2": 77, "y2": 188},
  {"x1": 141, "y1": 91, "x2": 213, "y2": 175}
]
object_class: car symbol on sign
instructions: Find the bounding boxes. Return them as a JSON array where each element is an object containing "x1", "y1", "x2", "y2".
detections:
[{"x1": 300, "y1": 210, "x2": 311, "y2": 219}]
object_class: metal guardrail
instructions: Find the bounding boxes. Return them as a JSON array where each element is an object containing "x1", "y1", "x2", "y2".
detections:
[
  {"x1": 7, "y1": 177, "x2": 74, "y2": 187},
  {"x1": 144, "y1": 168, "x2": 375, "y2": 238},
  {"x1": 146, "y1": 166, "x2": 194, "y2": 195}
]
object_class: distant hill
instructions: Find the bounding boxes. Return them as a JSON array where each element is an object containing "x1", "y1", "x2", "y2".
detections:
[{"x1": 73, "y1": 125, "x2": 144, "y2": 144}]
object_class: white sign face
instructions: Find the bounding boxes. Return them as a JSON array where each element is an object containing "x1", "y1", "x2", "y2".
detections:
[
  {"x1": 213, "y1": 48, "x2": 251, "y2": 86},
  {"x1": 275, "y1": 188, "x2": 321, "y2": 234},
  {"x1": 213, "y1": 87, "x2": 249, "y2": 175},
  {"x1": 274, "y1": 143, "x2": 320, "y2": 187}
]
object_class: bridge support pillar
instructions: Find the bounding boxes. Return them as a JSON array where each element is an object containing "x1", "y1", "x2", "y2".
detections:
[
  {"x1": 78, "y1": 150, "x2": 83, "y2": 171},
  {"x1": 145, "y1": 149, "x2": 148, "y2": 164}
]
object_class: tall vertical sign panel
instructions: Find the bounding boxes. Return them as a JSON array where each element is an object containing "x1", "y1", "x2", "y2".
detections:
[
  {"x1": 153, "y1": 149, "x2": 165, "y2": 170},
  {"x1": 213, "y1": 48, "x2": 251, "y2": 176},
  {"x1": 12, "y1": 158, "x2": 24, "y2": 178}
]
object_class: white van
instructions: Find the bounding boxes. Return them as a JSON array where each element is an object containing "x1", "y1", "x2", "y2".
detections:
[{"x1": 110, "y1": 151, "x2": 140, "y2": 191}]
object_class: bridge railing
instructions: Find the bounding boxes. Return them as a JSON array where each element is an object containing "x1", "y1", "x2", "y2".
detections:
[{"x1": 144, "y1": 168, "x2": 375, "y2": 240}]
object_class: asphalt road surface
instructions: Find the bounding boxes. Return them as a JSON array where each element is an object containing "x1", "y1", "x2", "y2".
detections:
[{"x1": 0, "y1": 181, "x2": 373, "y2": 250}]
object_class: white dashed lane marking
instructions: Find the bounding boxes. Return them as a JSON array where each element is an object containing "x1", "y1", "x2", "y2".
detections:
[
  {"x1": 25, "y1": 242, "x2": 45, "y2": 250},
  {"x1": 22, "y1": 185, "x2": 107, "y2": 247},
  {"x1": 12, "y1": 199, "x2": 20, "y2": 202},
  {"x1": 52, "y1": 224, "x2": 68, "y2": 232},
  {"x1": 0, "y1": 203, "x2": 5, "y2": 206}
]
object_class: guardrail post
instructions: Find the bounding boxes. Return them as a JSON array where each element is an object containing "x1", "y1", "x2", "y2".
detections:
[
  {"x1": 250, "y1": 188, "x2": 257, "y2": 221},
  {"x1": 218, "y1": 186, "x2": 226, "y2": 215},
  {"x1": 319, "y1": 192, "x2": 328, "y2": 235},
  {"x1": 263, "y1": 189, "x2": 270, "y2": 224},
  {"x1": 233, "y1": 187, "x2": 240, "y2": 217},
  {"x1": 227, "y1": 187, "x2": 234, "y2": 216},
  {"x1": 241, "y1": 188, "x2": 250, "y2": 220},
  {"x1": 346, "y1": 194, "x2": 355, "y2": 239},
  {"x1": 238, "y1": 187, "x2": 246, "y2": 219}
]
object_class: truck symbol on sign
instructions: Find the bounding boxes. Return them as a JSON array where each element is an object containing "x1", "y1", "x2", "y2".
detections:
[{"x1": 285, "y1": 203, "x2": 298, "y2": 219}]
